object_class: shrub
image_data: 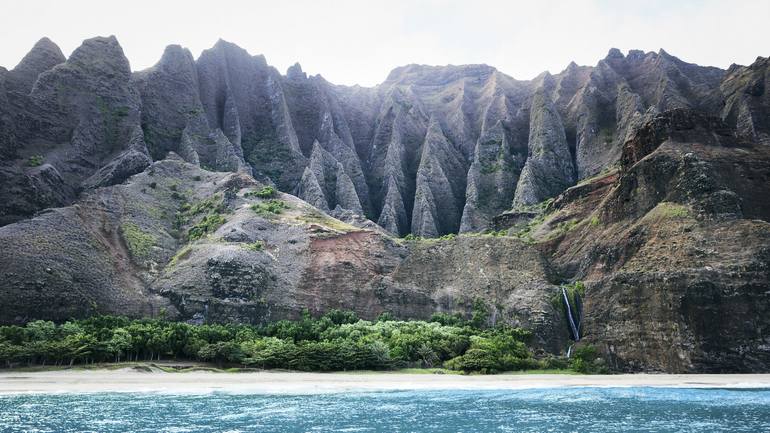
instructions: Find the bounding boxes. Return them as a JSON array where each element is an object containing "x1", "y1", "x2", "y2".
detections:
[
  {"x1": 469, "y1": 229, "x2": 509, "y2": 238},
  {"x1": 470, "y1": 299, "x2": 490, "y2": 328},
  {"x1": 542, "y1": 355, "x2": 570, "y2": 370},
  {"x1": 183, "y1": 195, "x2": 225, "y2": 216},
  {"x1": 570, "y1": 344, "x2": 608, "y2": 374},
  {"x1": 251, "y1": 199, "x2": 289, "y2": 216},
  {"x1": 444, "y1": 332, "x2": 532, "y2": 373},
  {"x1": 377, "y1": 312, "x2": 396, "y2": 322},
  {"x1": 246, "y1": 186, "x2": 277, "y2": 199},
  {"x1": 27, "y1": 155, "x2": 43, "y2": 167},
  {"x1": 320, "y1": 310, "x2": 358, "y2": 325},
  {"x1": 168, "y1": 245, "x2": 192, "y2": 266},
  {"x1": 198, "y1": 341, "x2": 244, "y2": 365},
  {"x1": 188, "y1": 213, "x2": 226, "y2": 240},
  {"x1": 429, "y1": 312, "x2": 465, "y2": 326}
]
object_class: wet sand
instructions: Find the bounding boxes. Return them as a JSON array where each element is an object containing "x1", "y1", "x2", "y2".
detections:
[{"x1": 1, "y1": 369, "x2": 769, "y2": 394}]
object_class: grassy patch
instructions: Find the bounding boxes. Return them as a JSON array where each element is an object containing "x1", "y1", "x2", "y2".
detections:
[
  {"x1": 481, "y1": 229, "x2": 508, "y2": 237},
  {"x1": 251, "y1": 199, "x2": 289, "y2": 216},
  {"x1": 188, "y1": 214, "x2": 226, "y2": 241},
  {"x1": 513, "y1": 197, "x2": 554, "y2": 214},
  {"x1": 401, "y1": 233, "x2": 461, "y2": 243},
  {"x1": 173, "y1": 194, "x2": 228, "y2": 241},
  {"x1": 245, "y1": 186, "x2": 277, "y2": 199},
  {"x1": 296, "y1": 210, "x2": 358, "y2": 232},
  {"x1": 168, "y1": 245, "x2": 193, "y2": 267},
  {"x1": 120, "y1": 222, "x2": 157, "y2": 261},
  {"x1": 645, "y1": 202, "x2": 690, "y2": 221},
  {"x1": 243, "y1": 241, "x2": 264, "y2": 252},
  {"x1": 659, "y1": 202, "x2": 689, "y2": 218},
  {"x1": 577, "y1": 167, "x2": 618, "y2": 186},
  {"x1": 514, "y1": 214, "x2": 547, "y2": 244},
  {"x1": 180, "y1": 194, "x2": 225, "y2": 217},
  {"x1": 555, "y1": 219, "x2": 579, "y2": 235}
]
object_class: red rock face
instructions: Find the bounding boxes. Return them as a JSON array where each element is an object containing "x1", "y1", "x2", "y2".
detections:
[{"x1": 297, "y1": 231, "x2": 404, "y2": 316}]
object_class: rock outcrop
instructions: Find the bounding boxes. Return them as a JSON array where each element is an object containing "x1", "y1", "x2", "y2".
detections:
[
  {"x1": 512, "y1": 90, "x2": 575, "y2": 208},
  {"x1": 0, "y1": 36, "x2": 150, "y2": 225},
  {"x1": 721, "y1": 56, "x2": 770, "y2": 145}
]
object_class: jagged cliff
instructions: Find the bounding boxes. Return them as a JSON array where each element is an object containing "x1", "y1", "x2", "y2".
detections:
[
  {"x1": 3, "y1": 37, "x2": 756, "y2": 236},
  {"x1": 1, "y1": 36, "x2": 769, "y2": 372},
  {"x1": 531, "y1": 109, "x2": 770, "y2": 372}
]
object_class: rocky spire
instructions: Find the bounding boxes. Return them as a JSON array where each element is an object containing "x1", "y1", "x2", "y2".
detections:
[
  {"x1": 286, "y1": 62, "x2": 307, "y2": 80},
  {"x1": 411, "y1": 116, "x2": 466, "y2": 236},
  {"x1": 133, "y1": 44, "x2": 206, "y2": 163},
  {"x1": 8, "y1": 37, "x2": 65, "y2": 93},
  {"x1": 512, "y1": 89, "x2": 575, "y2": 208}
]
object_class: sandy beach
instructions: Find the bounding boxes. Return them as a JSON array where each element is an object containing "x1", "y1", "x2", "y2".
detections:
[{"x1": 1, "y1": 369, "x2": 769, "y2": 395}]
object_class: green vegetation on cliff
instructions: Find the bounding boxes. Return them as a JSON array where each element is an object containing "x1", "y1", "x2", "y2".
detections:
[
  {"x1": 0, "y1": 313, "x2": 590, "y2": 374},
  {"x1": 120, "y1": 222, "x2": 157, "y2": 261},
  {"x1": 251, "y1": 199, "x2": 289, "y2": 216},
  {"x1": 26, "y1": 155, "x2": 44, "y2": 167},
  {"x1": 187, "y1": 213, "x2": 226, "y2": 241},
  {"x1": 244, "y1": 186, "x2": 277, "y2": 199}
]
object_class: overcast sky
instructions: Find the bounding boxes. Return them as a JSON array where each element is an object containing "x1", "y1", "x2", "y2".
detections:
[{"x1": 1, "y1": 0, "x2": 769, "y2": 86}]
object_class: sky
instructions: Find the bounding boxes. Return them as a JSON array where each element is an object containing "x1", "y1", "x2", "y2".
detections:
[{"x1": 1, "y1": 0, "x2": 769, "y2": 86}]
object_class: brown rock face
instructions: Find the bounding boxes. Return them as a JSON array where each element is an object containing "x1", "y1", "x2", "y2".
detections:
[{"x1": 539, "y1": 110, "x2": 770, "y2": 372}]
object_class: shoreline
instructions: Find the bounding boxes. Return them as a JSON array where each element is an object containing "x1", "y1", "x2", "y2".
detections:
[{"x1": 1, "y1": 368, "x2": 769, "y2": 395}]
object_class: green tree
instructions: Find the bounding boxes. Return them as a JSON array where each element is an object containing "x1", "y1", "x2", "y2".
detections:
[{"x1": 107, "y1": 328, "x2": 133, "y2": 362}]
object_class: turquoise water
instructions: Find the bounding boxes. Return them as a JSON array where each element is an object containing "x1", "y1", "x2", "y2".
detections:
[{"x1": 1, "y1": 387, "x2": 769, "y2": 432}]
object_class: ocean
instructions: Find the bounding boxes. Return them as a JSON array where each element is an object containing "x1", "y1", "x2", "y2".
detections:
[{"x1": 1, "y1": 387, "x2": 769, "y2": 432}]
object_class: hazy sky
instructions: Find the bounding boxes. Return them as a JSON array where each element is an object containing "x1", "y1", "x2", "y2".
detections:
[{"x1": 2, "y1": 0, "x2": 769, "y2": 86}]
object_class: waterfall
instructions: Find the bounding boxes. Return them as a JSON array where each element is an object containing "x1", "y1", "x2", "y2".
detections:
[
  {"x1": 561, "y1": 286, "x2": 580, "y2": 342},
  {"x1": 574, "y1": 290, "x2": 583, "y2": 336}
]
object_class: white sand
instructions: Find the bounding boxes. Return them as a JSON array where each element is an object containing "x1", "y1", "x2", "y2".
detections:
[{"x1": 1, "y1": 370, "x2": 769, "y2": 394}]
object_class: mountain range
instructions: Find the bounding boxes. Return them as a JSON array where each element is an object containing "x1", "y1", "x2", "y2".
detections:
[{"x1": 1, "y1": 36, "x2": 769, "y2": 373}]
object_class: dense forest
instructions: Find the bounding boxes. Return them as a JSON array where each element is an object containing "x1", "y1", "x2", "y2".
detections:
[{"x1": 0, "y1": 310, "x2": 604, "y2": 374}]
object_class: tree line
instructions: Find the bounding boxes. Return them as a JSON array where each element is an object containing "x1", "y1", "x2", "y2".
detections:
[{"x1": 0, "y1": 310, "x2": 602, "y2": 373}]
